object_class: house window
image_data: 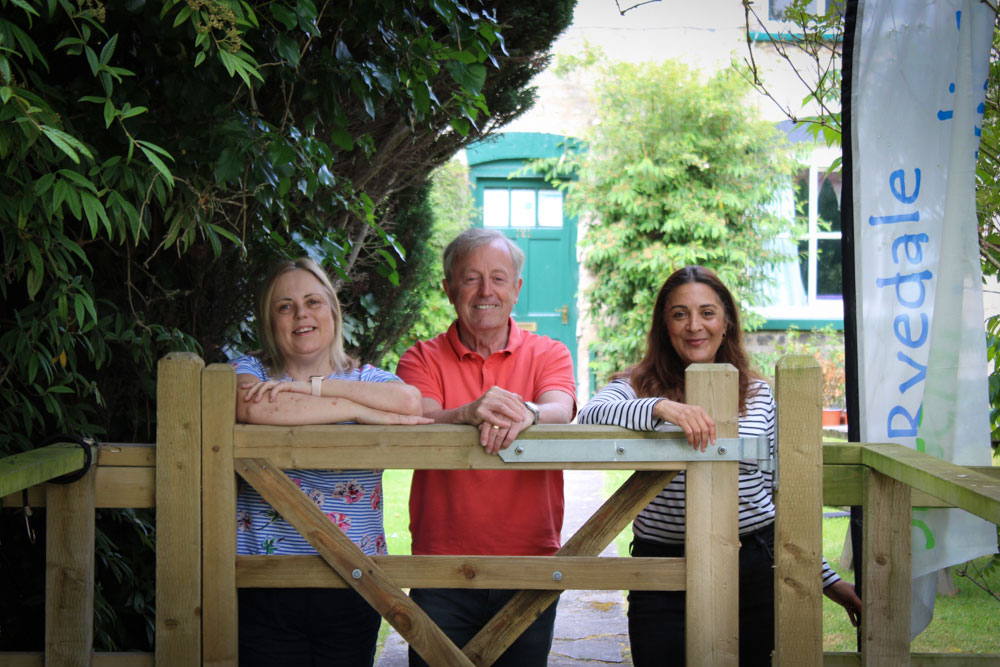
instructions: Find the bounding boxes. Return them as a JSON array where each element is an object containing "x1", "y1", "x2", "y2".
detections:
[
  {"x1": 482, "y1": 187, "x2": 563, "y2": 228},
  {"x1": 756, "y1": 156, "x2": 844, "y2": 327},
  {"x1": 754, "y1": 0, "x2": 843, "y2": 39},
  {"x1": 795, "y1": 167, "x2": 842, "y2": 302},
  {"x1": 768, "y1": 0, "x2": 819, "y2": 20}
]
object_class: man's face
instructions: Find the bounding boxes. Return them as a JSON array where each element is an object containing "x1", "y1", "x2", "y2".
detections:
[{"x1": 445, "y1": 239, "x2": 522, "y2": 341}]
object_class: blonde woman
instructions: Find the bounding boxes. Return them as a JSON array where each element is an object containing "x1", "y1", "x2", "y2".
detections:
[{"x1": 231, "y1": 257, "x2": 430, "y2": 666}]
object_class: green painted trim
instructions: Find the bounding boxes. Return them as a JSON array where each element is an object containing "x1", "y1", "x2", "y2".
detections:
[
  {"x1": 861, "y1": 443, "x2": 1000, "y2": 526},
  {"x1": 748, "y1": 30, "x2": 842, "y2": 43},
  {"x1": 466, "y1": 132, "x2": 581, "y2": 166},
  {"x1": 759, "y1": 318, "x2": 844, "y2": 331},
  {"x1": 0, "y1": 443, "x2": 89, "y2": 497}
]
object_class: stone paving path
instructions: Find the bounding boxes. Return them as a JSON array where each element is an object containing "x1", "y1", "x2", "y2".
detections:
[{"x1": 376, "y1": 470, "x2": 633, "y2": 665}]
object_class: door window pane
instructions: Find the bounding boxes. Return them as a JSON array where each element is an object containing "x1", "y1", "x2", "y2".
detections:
[
  {"x1": 483, "y1": 188, "x2": 509, "y2": 227},
  {"x1": 538, "y1": 190, "x2": 564, "y2": 228},
  {"x1": 510, "y1": 189, "x2": 537, "y2": 227}
]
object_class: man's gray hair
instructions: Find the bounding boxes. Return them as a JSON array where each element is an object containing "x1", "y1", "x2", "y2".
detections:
[{"x1": 442, "y1": 228, "x2": 525, "y2": 283}]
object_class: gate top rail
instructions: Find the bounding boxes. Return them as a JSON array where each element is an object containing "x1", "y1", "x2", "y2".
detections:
[
  {"x1": 231, "y1": 422, "x2": 717, "y2": 470},
  {"x1": 0, "y1": 442, "x2": 95, "y2": 498},
  {"x1": 824, "y1": 443, "x2": 1000, "y2": 526}
]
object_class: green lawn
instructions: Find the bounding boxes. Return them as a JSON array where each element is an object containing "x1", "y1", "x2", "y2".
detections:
[{"x1": 381, "y1": 469, "x2": 1000, "y2": 655}]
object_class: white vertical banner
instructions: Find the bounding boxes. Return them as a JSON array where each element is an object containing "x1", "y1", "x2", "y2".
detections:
[{"x1": 851, "y1": 0, "x2": 996, "y2": 637}]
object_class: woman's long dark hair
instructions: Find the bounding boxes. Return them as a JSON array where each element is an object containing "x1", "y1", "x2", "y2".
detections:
[{"x1": 616, "y1": 266, "x2": 760, "y2": 411}]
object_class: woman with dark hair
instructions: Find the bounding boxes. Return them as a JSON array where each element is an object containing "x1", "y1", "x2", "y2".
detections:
[
  {"x1": 230, "y1": 257, "x2": 430, "y2": 666},
  {"x1": 578, "y1": 265, "x2": 860, "y2": 666}
]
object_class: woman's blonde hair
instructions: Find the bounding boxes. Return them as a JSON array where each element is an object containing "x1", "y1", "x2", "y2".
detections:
[{"x1": 257, "y1": 257, "x2": 357, "y2": 377}]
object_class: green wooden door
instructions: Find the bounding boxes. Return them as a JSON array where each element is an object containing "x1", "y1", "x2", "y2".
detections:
[{"x1": 477, "y1": 179, "x2": 578, "y2": 369}]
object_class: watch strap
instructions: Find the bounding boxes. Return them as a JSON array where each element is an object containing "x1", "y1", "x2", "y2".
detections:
[{"x1": 523, "y1": 401, "x2": 540, "y2": 425}]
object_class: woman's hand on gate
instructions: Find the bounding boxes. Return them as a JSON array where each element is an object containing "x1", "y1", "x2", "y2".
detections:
[{"x1": 824, "y1": 579, "x2": 862, "y2": 627}]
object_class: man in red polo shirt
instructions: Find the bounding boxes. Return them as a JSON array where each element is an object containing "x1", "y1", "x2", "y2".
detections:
[{"x1": 396, "y1": 228, "x2": 576, "y2": 666}]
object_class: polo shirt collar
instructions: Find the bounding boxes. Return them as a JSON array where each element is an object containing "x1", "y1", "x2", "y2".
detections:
[{"x1": 447, "y1": 317, "x2": 524, "y2": 360}]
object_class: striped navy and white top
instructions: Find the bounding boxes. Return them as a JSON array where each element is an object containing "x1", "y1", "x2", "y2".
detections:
[
  {"x1": 231, "y1": 354, "x2": 394, "y2": 557},
  {"x1": 578, "y1": 376, "x2": 841, "y2": 588}
]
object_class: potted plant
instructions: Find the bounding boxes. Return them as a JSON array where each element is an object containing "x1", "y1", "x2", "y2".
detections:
[
  {"x1": 749, "y1": 326, "x2": 846, "y2": 426},
  {"x1": 818, "y1": 347, "x2": 846, "y2": 426}
]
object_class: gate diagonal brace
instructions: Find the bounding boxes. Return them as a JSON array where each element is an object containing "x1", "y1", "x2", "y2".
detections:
[{"x1": 499, "y1": 436, "x2": 773, "y2": 471}]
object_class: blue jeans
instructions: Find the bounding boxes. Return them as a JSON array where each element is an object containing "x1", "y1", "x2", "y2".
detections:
[
  {"x1": 238, "y1": 587, "x2": 380, "y2": 666},
  {"x1": 407, "y1": 588, "x2": 558, "y2": 667},
  {"x1": 627, "y1": 523, "x2": 776, "y2": 667}
]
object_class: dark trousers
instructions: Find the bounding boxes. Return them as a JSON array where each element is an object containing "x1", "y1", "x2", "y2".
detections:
[
  {"x1": 238, "y1": 587, "x2": 381, "y2": 667},
  {"x1": 627, "y1": 523, "x2": 776, "y2": 667},
  {"x1": 407, "y1": 588, "x2": 559, "y2": 667}
]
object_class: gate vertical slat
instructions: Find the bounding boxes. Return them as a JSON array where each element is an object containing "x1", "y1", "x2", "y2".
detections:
[
  {"x1": 685, "y1": 363, "x2": 740, "y2": 667},
  {"x1": 773, "y1": 355, "x2": 825, "y2": 665},
  {"x1": 862, "y1": 468, "x2": 912, "y2": 666},
  {"x1": 45, "y1": 458, "x2": 96, "y2": 666},
  {"x1": 155, "y1": 352, "x2": 204, "y2": 666},
  {"x1": 202, "y1": 363, "x2": 238, "y2": 665}
]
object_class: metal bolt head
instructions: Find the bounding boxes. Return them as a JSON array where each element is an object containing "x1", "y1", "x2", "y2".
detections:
[
  {"x1": 552, "y1": 571, "x2": 563, "y2": 581},
  {"x1": 718, "y1": 446, "x2": 727, "y2": 455},
  {"x1": 616, "y1": 446, "x2": 625, "y2": 455},
  {"x1": 351, "y1": 569, "x2": 362, "y2": 579},
  {"x1": 515, "y1": 446, "x2": 524, "y2": 455}
]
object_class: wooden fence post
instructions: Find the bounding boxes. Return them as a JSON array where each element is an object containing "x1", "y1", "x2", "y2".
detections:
[
  {"x1": 156, "y1": 352, "x2": 205, "y2": 666},
  {"x1": 45, "y1": 458, "x2": 97, "y2": 666},
  {"x1": 773, "y1": 354, "x2": 824, "y2": 666},
  {"x1": 861, "y1": 468, "x2": 911, "y2": 666},
  {"x1": 685, "y1": 363, "x2": 739, "y2": 667},
  {"x1": 202, "y1": 363, "x2": 238, "y2": 666}
]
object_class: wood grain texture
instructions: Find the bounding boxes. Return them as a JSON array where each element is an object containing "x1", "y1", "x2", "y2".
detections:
[
  {"x1": 96, "y1": 443, "x2": 155, "y2": 467},
  {"x1": 45, "y1": 466, "x2": 96, "y2": 667},
  {"x1": 11, "y1": 464, "x2": 998, "y2": 510},
  {"x1": 0, "y1": 443, "x2": 87, "y2": 497},
  {"x1": 862, "y1": 443, "x2": 1000, "y2": 525},
  {"x1": 233, "y1": 423, "x2": 689, "y2": 470},
  {"x1": 201, "y1": 363, "x2": 237, "y2": 666},
  {"x1": 155, "y1": 352, "x2": 204, "y2": 667},
  {"x1": 684, "y1": 363, "x2": 739, "y2": 667},
  {"x1": 861, "y1": 468, "x2": 911, "y2": 667},
  {"x1": 773, "y1": 355, "x2": 824, "y2": 667},
  {"x1": 236, "y1": 554, "x2": 684, "y2": 590}
]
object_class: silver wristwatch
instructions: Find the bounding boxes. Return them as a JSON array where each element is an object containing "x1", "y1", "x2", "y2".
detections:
[{"x1": 523, "y1": 400, "x2": 540, "y2": 425}]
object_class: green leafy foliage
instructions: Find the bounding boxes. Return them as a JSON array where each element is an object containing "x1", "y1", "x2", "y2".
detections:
[
  {"x1": 0, "y1": 0, "x2": 575, "y2": 649},
  {"x1": 533, "y1": 51, "x2": 798, "y2": 383},
  {"x1": 738, "y1": 0, "x2": 844, "y2": 149},
  {"x1": 363, "y1": 159, "x2": 478, "y2": 372}
]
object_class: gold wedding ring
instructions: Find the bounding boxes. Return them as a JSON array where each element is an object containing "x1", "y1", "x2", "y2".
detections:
[{"x1": 491, "y1": 424, "x2": 500, "y2": 430}]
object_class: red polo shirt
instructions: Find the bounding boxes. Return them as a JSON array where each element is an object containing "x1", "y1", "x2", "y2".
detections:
[{"x1": 396, "y1": 319, "x2": 577, "y2": 556}]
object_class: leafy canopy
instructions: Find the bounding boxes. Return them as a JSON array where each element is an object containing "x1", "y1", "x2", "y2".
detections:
[
  {"x1": 0, "y1": 0, "x2": 574, "y2": 650},
  {"x1": 534, "y1": 51, "x2": 797, "y2": 382}
]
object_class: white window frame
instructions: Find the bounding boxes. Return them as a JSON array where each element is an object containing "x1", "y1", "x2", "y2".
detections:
[
  {"x1": 757, "y1": 0, "x2": 840, "y2": 37},
  {"x1": 802, "y1": 162, "x2": 842, "y2": 304},
  {"x1": 755, "y1": 146, "x2": 844, "y2": 324},
  {"x1": 482, "y1": 186, "x2": 564, "y2": 228}
]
